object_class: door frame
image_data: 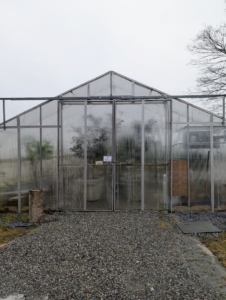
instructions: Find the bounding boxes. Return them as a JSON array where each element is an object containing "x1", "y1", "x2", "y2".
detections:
[{"x1": 57, "y1": 99, "x2": 171, "y2": 211}]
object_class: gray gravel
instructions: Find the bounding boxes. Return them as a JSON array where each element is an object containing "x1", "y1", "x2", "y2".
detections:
[{"x1": 0, "y1": 211, "x2": 226, "y2": 299}]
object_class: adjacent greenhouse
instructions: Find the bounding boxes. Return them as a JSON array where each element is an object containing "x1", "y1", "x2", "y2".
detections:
[{"x1": 0, "y1": 71, "x2": 225, "y2": 213}]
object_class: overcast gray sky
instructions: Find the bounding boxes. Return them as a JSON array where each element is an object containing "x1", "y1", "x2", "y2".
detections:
[{"x1": 0, "y1": 0, "x2": 225, "y2": 122}]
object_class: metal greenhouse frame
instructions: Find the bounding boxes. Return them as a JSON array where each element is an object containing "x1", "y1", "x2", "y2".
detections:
[{"x1": 0, "y1": 71, "x2": 226, "y2": 213}]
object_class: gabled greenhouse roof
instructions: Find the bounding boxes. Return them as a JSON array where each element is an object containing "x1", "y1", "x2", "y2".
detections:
[{"x1": 0, "y1": 70, "x2": 224, "y2": 125}]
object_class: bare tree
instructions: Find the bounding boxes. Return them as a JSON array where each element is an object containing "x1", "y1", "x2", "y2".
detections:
[{"x1": 187, "y1": 24, "x2": 226, "y2": 95}]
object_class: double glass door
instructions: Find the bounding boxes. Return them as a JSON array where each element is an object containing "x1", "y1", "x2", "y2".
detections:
[{"x1": 58, "y1": 101, "x2": 169, "y2": 211}]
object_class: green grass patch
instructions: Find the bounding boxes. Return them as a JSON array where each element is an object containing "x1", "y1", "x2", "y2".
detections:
[{"x1": 201, "y1": 232, "x2": 226, "y2": 267}]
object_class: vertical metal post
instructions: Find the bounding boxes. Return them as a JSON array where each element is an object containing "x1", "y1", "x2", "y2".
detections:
[
  {"x1": 141, "y1": 100, "x2": 145, "y2": 210},
  {"x1": 170, "y1": 99, "x2": 173, "y2": 212},
  {"x1": 223, "y1": 97, "x2": 225, "y2": 125},
  {"x1": 110, "y1": 72, "x2": 113, "y2": 96},
  {"x1": 210, "y1": 124, "x2": 214, "y2": 212},
  {"x1": 164, "y1": 101, "x2": 169, "y2": 210},
  {"x1": 56, "y1": 101, "x2": 60, "y2": 210},
  {"x1": 3, "y1": 100, "x2": 6, "y2": 130},
  {"x1": 17, "y1": 117, "x2": 21, "y2": 214},
  {"x1": 132, "y1": 82, "x2": 134, "y2": 97},
  {"x1": 187, "y1": 104, "x2": 190, "y2": 207},
  {"x1": 84, "y1": 100, "x2": 87, "y2": 211},
  {"x1": 40, "y1": 107, "x2": 42, "y2": 189},
  {"x1": 112, "y1": 100, "x2": 116, "y2": 211}
]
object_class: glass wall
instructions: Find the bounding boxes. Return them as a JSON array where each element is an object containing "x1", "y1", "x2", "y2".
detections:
[
  {"x1": 0, "y1": 128, "x2": 18, "y2": 212},
  {"x1": 1, "y1": 71, "x2": 225, "y2": 212}
]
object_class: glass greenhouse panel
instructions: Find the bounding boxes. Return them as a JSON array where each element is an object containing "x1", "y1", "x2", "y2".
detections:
[
  {"x1": 86, "y1": 103, "x2": 112, "y2": 210},
  {"x1": 0, "y1": 118, "x2": 17, "y2": 127},
  {"x1": 144, "y1": 103, "x2": 168, "y2": 210},
  {"x1": 116, "y1": 165, "x2": 141, "y2": 210},
  {"x1": 116, "y1": 103, "x2": 142, "y2": 209},
  {"x1": 59, "y1": 104, "x2": 85, "y2": 209},
  {"x1": 0, "y1": 129, "x2": 18, "y2": 212},
  {"x1": 172, "y1": 124, "x2": 188, "y2": 211},
  {"x1": 59, "y1": 165, "x2": 84, "y2": 210},
  {"x1": 20, "y1": 129, "x2": 41, "y2": 205},
  {"x1": 62, "y1": 104, "x2": 84, "y2": 165},
  {"x1": 134, "y1": 84, "x2": 151, "y2": 96},
  {"x1": 42, "y1": 101, "x2": 58, "y2": 126},
  {"x1": 68, "y1": 84, "x2": 88, "y2": 97},
  {"x1": 112, "y1": 74, "x2": 132, "y2": 96},
  {"x1": 189, "y1": 106, "x2": 210, "y2": 123},
  {"x1": 151, "y1": 91, "x2": 162, "y2": 97},
  {"x1": 89, "y1": 74, "x2": 111, "y2": 96},
  {"x1": 20, "y1": 107, "x2": 40, "y2": 126},
  {"x1": 213, "y1": 115, "x2": 223, "y2": 123},
  {"x1": 189, "y1": 126, "x2": 211, "y2": 210},
  {"x1": 87, "y1": 165, "x2": 112, "y2": 210},
  {"x1": 213, "y1": 127, "x2": 226, "y2": 209},
  {"x1": 172, "y1": 99, "x2": 187, "y2": 123},
  {"x1": 41, "y1": 128, "x2": 57, "y2": 210}
]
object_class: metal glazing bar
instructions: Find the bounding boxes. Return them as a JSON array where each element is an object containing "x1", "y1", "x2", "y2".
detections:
[
  {"x1": 40, "y1": 107, "x2": 42, "y2": 189},
  {"x1": 3, "y1": 100, "x2": 6, "y2": 130},
  {"x1": 84, "y1": 100, "x2": 87, "y2": 211},
  {"x1": 17, "y1": 117, "x2": 21, "y2": 214},
  {"x1": 223, "y1": 97, "x2": 225, "y2": 125},
  {"x1": 187, "y1": 104, "x2": 190, "y2": 207},
  {"x1": 110, "y1": 72, "x2": 113, "y2": 97},
  {"x1": 112, "y1": 100, "x2": 116, "y2": 211},
  {"x1": 141, "y1": 100, "x2": 145, "y2": 211},
  {"x1": 56, "y1": 101, "x2": 60, "y2": 210},
  {"x1": 3, "y1": 94, "x2": 226, "y2": 100},
  {"x1": 210, "y1": 124, "x2": 214, "y2": 212},
  {"x1": 170, "y1": 100, "x2": 173, "y2": 212}
]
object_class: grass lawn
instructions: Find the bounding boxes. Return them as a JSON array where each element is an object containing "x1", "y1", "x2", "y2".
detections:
[
  {"x1": 0, "y1": 213, "x2": 37, "y2": 246},
  {"x1": 201, "y1": 233, "x2": 226, "y2": 267}
]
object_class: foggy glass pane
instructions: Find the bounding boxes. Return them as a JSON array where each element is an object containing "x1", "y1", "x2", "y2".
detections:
[
  {"x1": 42, "y1": 101, "x2": 58, "y2": 125},
  {"x1": 213, "y1": 127, "x2": 226, "y2": 209},
  {"x1": 134, "y1": 84, "x2": 151, "y2": 96},
  {"x1": 86, "y1": 104, "x2": 112, "y2": 210},
  {"x1": 63, "y1": 104, "x2": 84, "y2": 164},
  {"x1": 0, "y1": 129, "x2": 18, "y2": 212},
  {"x1": 213, "y1": 115, "x2": 222, "y2": 123},
  {"x1": 64, "y1": 84, "x2": 88, "y2": 97},
  {"x1": 144, "y1": 103, "x2": 168, "y2": 210},
  {"x1": 21, "y1": 129, "x2": 41, "y2": 195},
  {"x1": 116, "y1": 165, "x2": 141, "y2": 210},
  {"x1": 112, "y1": 74, "x2": 132, "y2": 96},
  {"x1": 151, "y1": 90, "x2": 162, "y2": 97},
  {"x1": 20, "y1": 107, "x2": 40, "y2": 126},
  {"x1": 60, "y1": 104, "x2": 84, "y2": 210},
  {"x1": 86, "y1": 104, "x2": 112, "y2": 164},
  {"x1": 59, "y1": 165, "x2": 84, "y2": 210},
  {"x1": 172, "y1": 124, "x2": 188, "y2": 210},
  {"x1": 42, "y1": 128, "x2": 57, "y2": 210},
  {"x1": 87, "y1": 165, "x2": 112, "y2": 210},
  {"x1": 90, "y1": 74, "x2": 111, "y2": 96},
  {"x1": 116, "y1": 103, "x2": 142, "y2": 210},
  {"x1": 173, "y1": 99, "x2": 187, "y2": 123},
  {"x1": 0, "y1": 118, "x2": 17, "y2": 127},
  {"x1": 189, "y1": 106, "x2": 210, "y2": 122}
]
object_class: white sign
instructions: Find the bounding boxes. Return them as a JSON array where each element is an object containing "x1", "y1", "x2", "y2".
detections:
[{"x1": 103, "y1": 156, "x2": 112, "y2": 162}]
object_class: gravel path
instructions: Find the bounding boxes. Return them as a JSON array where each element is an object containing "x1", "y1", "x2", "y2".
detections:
[{"x1": 0, "y1": 211, "x2": 226, "y2": 300}]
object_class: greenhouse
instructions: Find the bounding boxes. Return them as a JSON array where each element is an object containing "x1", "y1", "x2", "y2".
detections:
[{"x1": 0, "y1": 71, "x2": 226, "y2": 213}]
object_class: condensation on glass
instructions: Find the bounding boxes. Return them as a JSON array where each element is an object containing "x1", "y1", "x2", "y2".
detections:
[
  {"x1": 1, "y1": 71, "x2": 225, "y2": 213},
  {"x1": 0, "y1": 129, "x2": 18, "y2": 212},
  {"x1": 116, "y1": 102, "x2": 142, "y2": 210}
]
